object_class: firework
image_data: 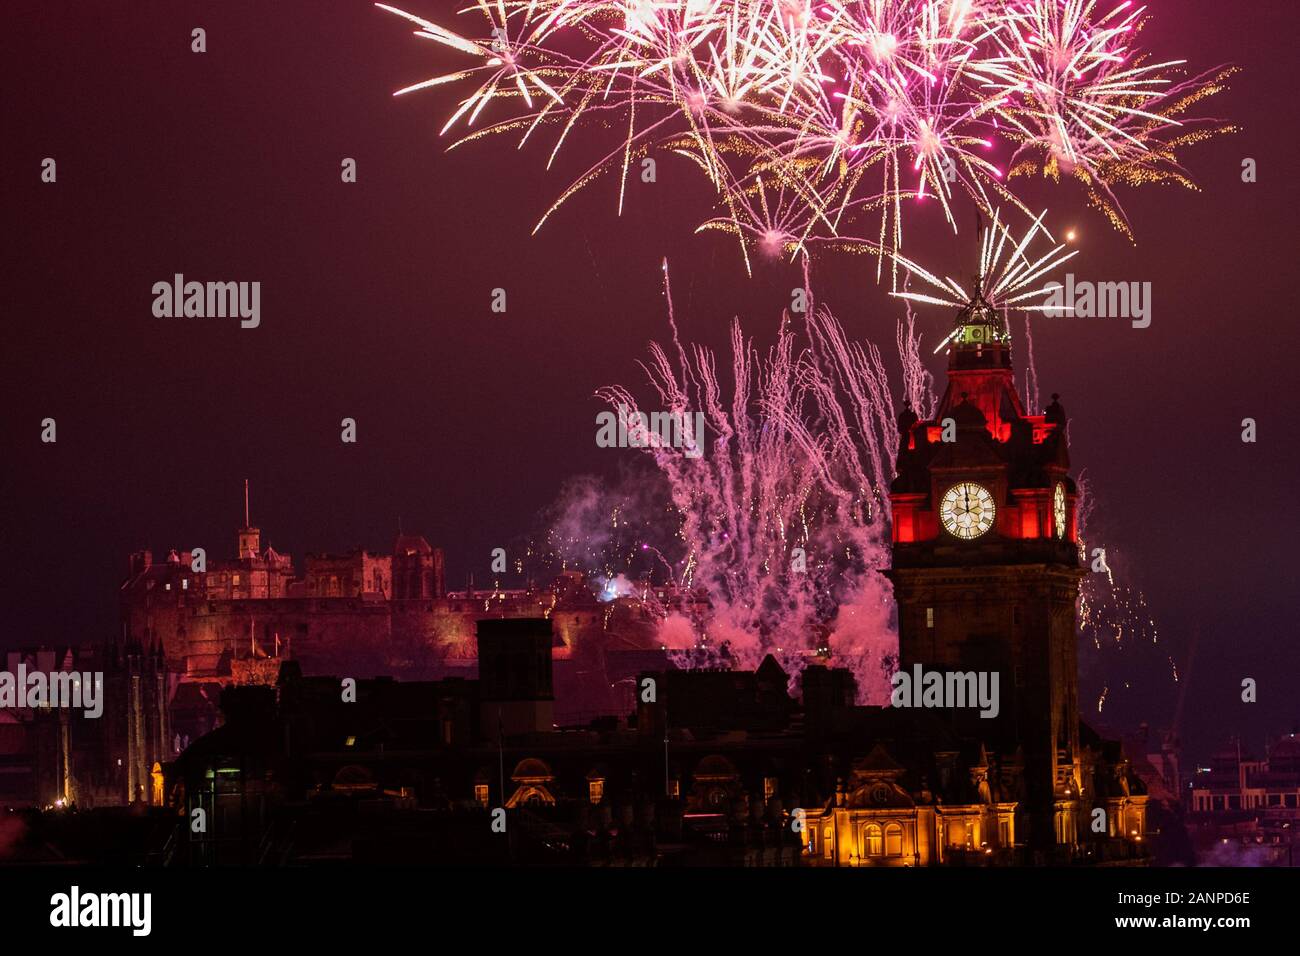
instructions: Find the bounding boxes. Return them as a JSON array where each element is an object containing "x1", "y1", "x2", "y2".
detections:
[
  {"x1": 1073, "y1": 474, "x2": 1173, "y2": 716},
  {"x1": 977, "y1": 0, "x2": 1239, "y2": 239},
  {"x1": 587, "y1": 263, "x2": 927, "y2": 698},
  {"x1": 377, "y1": 0, "x2": 1232, "y2": 268},
  {"x1": 887, "y1": 207, "x2": 1079, "y2": 353}
]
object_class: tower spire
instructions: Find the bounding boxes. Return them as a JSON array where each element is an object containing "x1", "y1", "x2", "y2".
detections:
[{"x1": 237, "y1": 479, "x2": 261, "y2": 558}]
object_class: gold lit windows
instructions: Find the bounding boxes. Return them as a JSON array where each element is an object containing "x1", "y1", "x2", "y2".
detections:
[{"x1": 864, "y1": 824, "x2": 883, "y2": 856}]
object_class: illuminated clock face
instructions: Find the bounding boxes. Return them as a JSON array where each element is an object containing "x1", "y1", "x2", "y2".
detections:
[
  {"x1": 1054, "y1": 483, "x2": 1067, "y2": 540},
  {"x1": 939, "y1": 482, "x2": 995, "y2": 540}
]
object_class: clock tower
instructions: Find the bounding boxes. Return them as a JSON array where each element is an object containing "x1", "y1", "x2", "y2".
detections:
[{"x1": 886, "y1": 278, "x2": 1084, "y2": 853}]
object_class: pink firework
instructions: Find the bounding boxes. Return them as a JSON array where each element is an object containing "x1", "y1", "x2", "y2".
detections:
[
  {"x1": 594, "y1": 264, "x2": 932, "y2": 699},
  {"x1": 377, "y1": 0, "x2": 1232, "y2": 266}
]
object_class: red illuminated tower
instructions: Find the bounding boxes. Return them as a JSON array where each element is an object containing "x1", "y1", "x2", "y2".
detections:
[{"x1": 886, "y1": 278, "x2": 1084, "y2": 855}]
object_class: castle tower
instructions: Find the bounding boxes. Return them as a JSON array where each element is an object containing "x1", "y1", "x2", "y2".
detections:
[
  {"x1": 392, "y1": 533, "x2": 446, "y2": 600},
  {"x1": 886, "y1": 280, "x2": 1084, "y2": 854}
]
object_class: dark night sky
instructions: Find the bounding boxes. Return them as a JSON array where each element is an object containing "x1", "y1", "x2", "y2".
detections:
[{"x1": 3, "y1": 0, "x2": 1297, "y2": 763}]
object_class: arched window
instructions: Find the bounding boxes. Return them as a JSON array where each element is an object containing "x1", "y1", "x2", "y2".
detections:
[
  {"x1": 863, "y1": 824, "x2": 883, "y2": 856},
  {"x1": 884, "y1": 823, "x2": 903, "y2": 857}
]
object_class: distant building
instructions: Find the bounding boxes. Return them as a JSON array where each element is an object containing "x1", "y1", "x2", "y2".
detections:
[
  {"x1": 118, "y1": 491, "x2": 706, "y2": 741},
  {"x1": 1188, "y1": 736, "x2": 1300, "y2": 865}
]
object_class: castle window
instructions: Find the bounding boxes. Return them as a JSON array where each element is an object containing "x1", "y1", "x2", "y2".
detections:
[
  {"x1": 764, "y1": 776, "x2": 777, "y2": 800},
  {"x1": 863, "y1": 824, "x2": 883, "y2": 856},
  {"x1": 588, "y1": 779, "x2": 605, "y2": 804},
  {"x1": 474, "y1": 784, "x2": 490, "y2": 807},
  {"x1": 884, "y1": 824, "x2": 903, "y2": 857},
  {"x1": 668, "y1": 779, "x2": 680, "y2": 798},
  {"x1": 926, "y1": 607, "x2": 934, "y2": 629},
  {"x1": 232, "y1": 574, "x2": 241, "y2": 586},
  {"x1": 182, "y1": 579, "x2": 188, "y2": 590}
]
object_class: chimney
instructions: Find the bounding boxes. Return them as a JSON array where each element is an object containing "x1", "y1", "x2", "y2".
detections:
[{"x1": 475, "y1": 618, "x2": 554, "y2": 738}]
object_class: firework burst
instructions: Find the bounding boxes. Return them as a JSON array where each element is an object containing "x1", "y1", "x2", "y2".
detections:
[
  {"x1": 377, "y1": 0, "x2": 1232, "y2": 268},
  {"x1": 586, "y1": 262, "x2": 932, "y2": 697},
  {"x1": 887, "y1": 206, "x2": 1079, "y2": 353}
]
